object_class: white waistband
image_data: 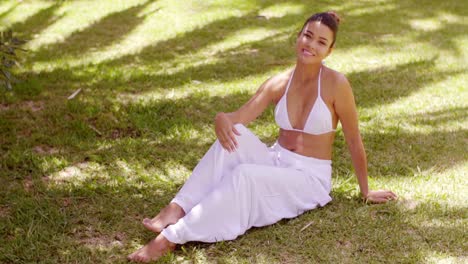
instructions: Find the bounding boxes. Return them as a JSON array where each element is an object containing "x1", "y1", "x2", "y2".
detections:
[{"x1": 272, "y1": 142, "x2": 332, "y2": 166}]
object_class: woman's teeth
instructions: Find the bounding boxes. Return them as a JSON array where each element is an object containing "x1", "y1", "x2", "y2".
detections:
[{"x1": 303, "y1": 49, "x2": 313, "y2": 56}]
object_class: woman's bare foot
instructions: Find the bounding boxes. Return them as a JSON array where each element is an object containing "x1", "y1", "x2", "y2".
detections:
[
  {"x1": 127, "y1": 234, "x2": 175, "y2": 263},
  {"x1": 142, "y1": 203, "x2": 185, "y2": 233}
]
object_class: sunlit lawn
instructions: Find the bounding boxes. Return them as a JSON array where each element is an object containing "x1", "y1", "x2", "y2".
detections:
[{"x1": 0, "y1": 0, "x2": 467, "y2": 263}]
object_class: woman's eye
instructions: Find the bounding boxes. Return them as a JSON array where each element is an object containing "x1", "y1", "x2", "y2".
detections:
[
  {"x1": 304, "y1": 34, "x2": 311, "y2": 39},
  {"x1": 319, "y1": 41, "x2": 326, "y2": 45}
]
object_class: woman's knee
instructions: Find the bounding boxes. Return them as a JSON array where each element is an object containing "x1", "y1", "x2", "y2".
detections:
[{"x1": 233, "y1": 123, "x2": 248, "y2": 134}]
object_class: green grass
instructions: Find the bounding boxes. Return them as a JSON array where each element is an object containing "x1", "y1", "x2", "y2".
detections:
[{"x1": 0, "y1": 0, "x2": 467, "y2": 263}]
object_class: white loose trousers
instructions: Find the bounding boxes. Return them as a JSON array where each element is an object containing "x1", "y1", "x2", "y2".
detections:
[{"x1": 161, "y1": 124, "x2": 332, "y2": 244}]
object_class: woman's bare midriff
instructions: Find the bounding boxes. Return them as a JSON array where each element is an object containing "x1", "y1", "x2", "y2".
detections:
[{"x1": 277, "y1": 129, "x2": 335, "y2": 160}]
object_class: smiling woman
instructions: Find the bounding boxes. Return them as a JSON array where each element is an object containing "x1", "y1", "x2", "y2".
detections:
[
  {"x1": 127, "y1": 11, "x2": 397, "y2": 263},
  {"x1": 299, "y1": 12, "x2": 340, "y2": 48}
]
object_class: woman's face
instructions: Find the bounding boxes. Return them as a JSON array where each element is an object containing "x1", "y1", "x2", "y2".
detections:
[{"x1": 296, "y1": 21, "x2": 334, "y2": 64}]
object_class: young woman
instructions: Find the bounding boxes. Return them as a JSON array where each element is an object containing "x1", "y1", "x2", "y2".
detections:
[{"x1": 128, "y1": 11, "x2": 397, "y2": 262}]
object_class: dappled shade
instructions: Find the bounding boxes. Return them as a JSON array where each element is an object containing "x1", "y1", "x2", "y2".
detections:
[{"x1": 0, "y1": 0, "x2": 466, "y2": 263}]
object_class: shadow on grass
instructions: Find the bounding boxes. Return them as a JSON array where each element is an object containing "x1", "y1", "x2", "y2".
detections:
[
  {"x1": 1, "y1": 0, "x2": 467, "y2": 263},
  {"x1": 339, "y1": 0, "x2": 468, "y2": 56},
  {"x1": 19, "y1": 39, "x2": 463, "y2": 111},
  {"x1": 177, "y1": 197, "x2": 466, "y2": 263},
  {"x1": 0, "y1": 2, "x2": 20, "y2": 21},
  {"x1": 8, "y1": 3, "x2": 63, "y2": 42},
  {"x1": 2, "y1": 145, "x2": 464, "y2": 263},
  {"x1": 407, "y1": 106, "x2": 468, "y2": 126},
  {"x1": 347, "y1": 57, "x2": 466, "y2": 108},
  {"x1": 32, "y1": 9, "x2": 293, "y2": 64},
  {"x1": 1, "y1": 105, "x2": 465, "y2": 263},
  {"x1": 333, "y1": 97, "x2": 467, "y2": 177},
  {"x1": 10, "y1": 0, "x2": 464, "y2": 107},
  {"x1": 20, "y1": 9, "x2": 303, "y2": 95},
  {"x1": 2, "y1": 80, "x2": 465, "y2": 180},
  {"x1": 31, "y1": 0, "x2": 154, "y2": 62},
  {"x1": 2, "y1": 83, "x2": 464, "y2": 261},
  {"x1": 22, "y1": 0, "x2": 468, "y2": 67},
  {"x1": 394, "y1": 0, "x2": 468, "y2": 56},
  {"x1": 0, "y1": 170, "x2": 179, "y2": 263}
]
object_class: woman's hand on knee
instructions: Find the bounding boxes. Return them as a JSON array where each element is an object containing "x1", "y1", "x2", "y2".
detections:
[{"x1": 215, "y1": 112, "x2": 241, "y2": 152}]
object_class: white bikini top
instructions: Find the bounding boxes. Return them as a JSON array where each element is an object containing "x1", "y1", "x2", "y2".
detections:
[{"x1": 274, "y1": 67, "x2": 335, "y2": 135}]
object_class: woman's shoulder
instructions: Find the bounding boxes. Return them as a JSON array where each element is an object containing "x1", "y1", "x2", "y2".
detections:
[
  {"x1": 259, "y1": 68, "x2": 294, "y2": 99},
  {"x1": 323, "y1": 66, "x2": 352, "y2": 93},
  {"x1": 253, "y1": 69, "x2": 292, "y2": 103},
  {"x1": 264, "y1": 68, "x2": 293, "y2": 89},
  {"x1": 323, "y1": 66, "x2": 349, "y2": 84}
]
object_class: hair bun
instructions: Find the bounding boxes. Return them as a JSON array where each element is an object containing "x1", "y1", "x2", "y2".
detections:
[{"x1": 327, "y1": 11, "x2": 341, "y2": 25}]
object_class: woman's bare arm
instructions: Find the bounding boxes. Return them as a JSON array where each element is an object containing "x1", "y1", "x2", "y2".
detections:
[
  {"x1": 334, "y1": 74, "x2": 397, "y2": 202},
  {"x1": 334, "y1": 74, "x2": 369, "y2": 197},
  {"x1": 215, "y1": 73, "x2": 287, "y2": 152}
]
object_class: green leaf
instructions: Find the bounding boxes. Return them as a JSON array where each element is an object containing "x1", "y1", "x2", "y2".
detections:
[
  {"x1": 11, "y1": 37, "x2": 26, "y2": 45},
  {"x1": 1, "y1": 68, "x2": 12, "y2": 80}
]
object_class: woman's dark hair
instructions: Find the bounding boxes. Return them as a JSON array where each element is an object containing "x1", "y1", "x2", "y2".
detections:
[{"x1": 299, "y1": 11, "x2": 341, "y2": 48}]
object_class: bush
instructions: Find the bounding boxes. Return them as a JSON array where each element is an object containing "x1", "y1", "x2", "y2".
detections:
[{"x1": 0, "y1": 30, "x2": 26, "y2": 90}]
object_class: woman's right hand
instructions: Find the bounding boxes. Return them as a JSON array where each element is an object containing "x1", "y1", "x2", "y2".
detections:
[{"x1": 214, "y1": 112, "x2": 241, "y2": 152}]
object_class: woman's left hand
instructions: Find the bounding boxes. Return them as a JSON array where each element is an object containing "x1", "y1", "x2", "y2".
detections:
[{"x1": 364, "y1": 190, "x2": 397, "y2": 204}]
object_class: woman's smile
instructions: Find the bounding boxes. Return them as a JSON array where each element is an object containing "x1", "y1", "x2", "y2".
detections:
[{"x1": 302, "y1": 48, "x2": 315, "y2": 56}]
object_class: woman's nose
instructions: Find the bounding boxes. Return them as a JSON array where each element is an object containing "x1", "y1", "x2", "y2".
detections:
[
  {"x1": 304, "y1": 39, "x2": 313, "y2": 49},
  {"x1": 306, "y1": 41, "x2": 316, "y2": 51}
]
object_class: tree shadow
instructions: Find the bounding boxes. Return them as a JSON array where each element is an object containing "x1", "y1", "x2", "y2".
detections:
[
  {"x1": 406, "y1": 106, "x2": 468, "y2": 126},
  {"x1": 0, "y1": 2, "x2": 20, "y2": 21},
  {"x1": 413, "y1": 21, "x2": 468, "y2": 57},
  {"x1": 368, "y1": 129, "x2": 466, "y2": 175},
  {"x1": 393, "y1": 0, "x2": 468, "y2": 56},
  {"x1": 21, "y1": 23, "x2": 462, "y2": 107},
  {"x1": 1, "y1": 1, "x2": 466, "y2": 263},
  {"x1": 337, "y1": 0, "x2": 468, "y2": 56},
  {"x1": 102, "y1": 32, "x2": 294, "y2": 91},
  {"x1": 127, "y1": 189, "x2": 464, "y2": 263},
  {"x1": 30, "y1": 0, "x2": 154, "y2": 62},
  {"x1": 18, "y1": 0, "x2": 464, "y2": 105},
  {"x1": 24, "y1": 1, "x2": 303, "y2": 66},
  {"x1": 20, "y1": 33, "x2": 295, "y2": 99},
  {"x1": 16, "y1": 3, "x2": 304, "y2": 97},
  {"x1": 332, "y1": 114, "x2": 466, "y2": 178},
  {"x1": 4, "y1": 84, "x2": 464, "y2": 187},
  {"x1": 3, "y1": 144, "x2": 464, "y2": 263},
  {"x1": 0, "y1": 89, "x2": 254, "y2": 180},
  {"x1": 8, "y1": 3, "x2": 63, "y2": 43},
  {"x1": 0, "y1": 168, "x2": 179, "y2": 263},
  {"x1": 95, "y1": 9, "x2": 300, "y2": 68},
  {"x1": 347, "y1": 57, "x2": 465, "y2": 108}
]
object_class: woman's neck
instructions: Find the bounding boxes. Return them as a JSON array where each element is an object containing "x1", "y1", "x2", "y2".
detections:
[{"x1": 294, "y1": 61, "x2": 322, "y2": 83}]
